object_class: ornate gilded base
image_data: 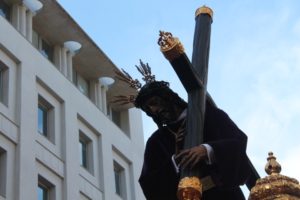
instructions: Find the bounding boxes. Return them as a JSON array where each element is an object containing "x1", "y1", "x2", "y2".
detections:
[
  {"x1": 249, "y1": 174, "x2": 300, "y2": 200},
  {"x1": 257, "y1": 194, "x2": 300, "y2": 200},
  {"x1": 249, "y1": 152, "x2": 300, "y2": 200},
  {"x1": 177, "y1": 177, "x2": 202, "y2": 200}
]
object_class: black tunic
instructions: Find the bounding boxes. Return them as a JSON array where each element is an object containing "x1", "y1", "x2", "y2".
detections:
[{"x1": 139, "y1": 102, "x2": 250, "y2": 200}]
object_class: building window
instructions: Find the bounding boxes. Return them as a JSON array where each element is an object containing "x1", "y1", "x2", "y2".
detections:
[
  {"x1": 38, "y1": 175, "x2": 55, "y2": 200},
  {"x1": 0, "y1": 147, "x2": 7, "y2": 197},
  {"x1": 79, "y1": 132, "x2": 93, "y2": 173},
  {"x1": 41, "y1": 40, "x2": 54, "y2": 61},
  {"x1": 110, "y1": 108, "x2": 130, "y2": 136},
  {"x1": 114, "y1": 161, "x2": 125, "y2": 198},
  {"x1": 37, "y1": 184, "x2": 48, "y2": 200},
  {"x1": 0, "y1": 0, "x2": 10, "y2": 21},
  {"x1": 0, "y1": 62, "x2": 8, "y2": 106},
  {"x1": 73, "y1": 71, "x2": 89, "y2": 97},
  {"x1": 32, "y1": 30, "x2": 54, "y2": 61},
  {"x1": 38, "y1": 104, "x2": 47, "y2": 136},
  {"x1": 37, "y1": 95, "x2": 54, "y2": 142},
  {"x1": 107, "y1": 104, "x2": 111, "y2": 117},
  {"x1": 112, "y1": 109, "x2": 121, "y2": 128},
  {"x1": 79, "y1": 139, "x2": 87, "y2": 167},
  {"x1": 32, "y1": 30, "x2": 39, "y2": 49}
]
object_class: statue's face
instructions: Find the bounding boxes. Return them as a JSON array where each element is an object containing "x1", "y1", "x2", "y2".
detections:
[{"x1": 142, "y1": 95, "x2": 180, "y2": 125}]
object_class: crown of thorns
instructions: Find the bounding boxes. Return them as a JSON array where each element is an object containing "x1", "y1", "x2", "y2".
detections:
[{"x1": 113, "y1": 60, "x2": 169, "y2": 105}]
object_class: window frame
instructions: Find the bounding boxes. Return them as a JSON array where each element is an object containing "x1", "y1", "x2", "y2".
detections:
[
  {"x1": 79, "y1": 131, "x2": 93, "y2": 174},
  {"x1": 0, "y1": 62, "x2": 8, "y2": 106},
  {"x1": 37, "y1": 175, "x2": 55, "y2": 200},
  {"x1": 79, "y1": 139, "x2": 87, "y2": 168},
  {"x1": 37, "y1": 183, "x2": 49, "y2": 200},
  {"x1": 38, "y1": 103, "x2": 48, "y2": 136},
  {"x1": 0, "y1": 65, "x2": 4, "y2": 103},
  {"x1": 0, "y1": 147, "x2": 7, "y2": 197},
  {"x1": 37, "y1": 95, "x2": 55, "y2": 143},
  {"x1": 113, "y1": 161, "x2": 125, "y2": 198},
  {"x1": 73, "y1": 70, "x2": 90, "y2": 97},
  {"x1": 41, "y1": 39, "x2": 54, "y2": 61},
  {"x1": 0, "y1": 0, "x2": 11, "y2": 21},
  {"x1": 32, "y1": 30, "x2": 54, "y2": 61}
]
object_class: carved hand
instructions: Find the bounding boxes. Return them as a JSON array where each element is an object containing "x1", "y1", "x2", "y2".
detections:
[{"x1": 175, "y1": 145, "x2": 208, "y2": 169}]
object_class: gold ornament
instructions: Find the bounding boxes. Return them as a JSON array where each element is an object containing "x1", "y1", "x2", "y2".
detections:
[
  {"x1": 249, "y1": 152, "x2": 300, "y2": 200},
  {"x1": 158, "y1": 31, "x2": 185, "y2": 61},
  {"x1": 177, "y1": 176, "x2": 202, "y2": 200},
  {"x1": 195, "y1": 6, "x2": 213, "y2": 19}
]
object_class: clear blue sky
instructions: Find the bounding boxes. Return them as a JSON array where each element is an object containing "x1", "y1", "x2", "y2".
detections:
[{"x1": 58, "y1": 0, "x2": 300, "y2": 192}]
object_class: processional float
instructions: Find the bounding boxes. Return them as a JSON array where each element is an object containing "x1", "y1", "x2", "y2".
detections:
[{"x1": 249, "y1": 152, "x2": 300, "y2": 200}]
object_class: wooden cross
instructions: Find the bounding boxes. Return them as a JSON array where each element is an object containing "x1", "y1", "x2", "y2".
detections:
[
  {"x1": 158, "y1": 6, "x2": 213, "y2": 199},
  {"x1": 158, "y1": 5, "x2": 259, "y2": 200}
]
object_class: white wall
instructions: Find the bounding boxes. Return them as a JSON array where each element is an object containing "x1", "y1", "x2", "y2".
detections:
[{"x1": 0, "y1": 8, "x2": 145, "y2": 200}]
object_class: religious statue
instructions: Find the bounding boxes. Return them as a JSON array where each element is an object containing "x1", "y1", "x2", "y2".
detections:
[{"x1": 113, "y1": 5, "x2": 260, "y2": 200}]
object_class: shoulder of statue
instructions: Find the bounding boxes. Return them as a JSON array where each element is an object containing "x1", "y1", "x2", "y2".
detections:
[{"x1": 146, "y1": 129, "x2": 161, "y2": 144}]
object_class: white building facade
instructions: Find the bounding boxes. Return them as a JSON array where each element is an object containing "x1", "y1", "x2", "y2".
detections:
[{"x1": 0, "y1": 0, "x2": 145, "y2": 200}]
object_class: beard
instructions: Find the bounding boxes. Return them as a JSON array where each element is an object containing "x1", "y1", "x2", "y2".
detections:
[{"x1": 156, "y1": 109, "x2": 178, "y2": 125}]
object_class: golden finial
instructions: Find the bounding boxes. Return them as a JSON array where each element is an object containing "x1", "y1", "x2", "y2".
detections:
[
  {"x1": 195, "y1": 5, "x2": 213, "y2": 19},
  {"x1": 158, "y1": 31, "x2": 185, "y2": 61},
  {"x1": 265, "y1": 152, "x2": 281, "y2": 175},
  {"x1": 249, "y1": 152, "x2": 300, "y2": 200}
]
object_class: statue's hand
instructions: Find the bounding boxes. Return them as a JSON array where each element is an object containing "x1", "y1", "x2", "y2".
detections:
[{"x1": 175, "y1": 145, "x2": 208, "y2": 169}]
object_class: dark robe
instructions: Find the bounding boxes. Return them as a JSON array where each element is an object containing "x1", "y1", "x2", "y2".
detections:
[{"x1": 139, "y1": 101, "x2": 250, "y2": 200}]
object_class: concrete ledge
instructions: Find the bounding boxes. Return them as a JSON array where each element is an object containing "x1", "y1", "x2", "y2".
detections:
[
  {"x1": 0, "y1": 113, "x2": 18, "y2": 144},
  {"x1": 35, "y1": 141, "x2": 64, "y2": 178}
]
